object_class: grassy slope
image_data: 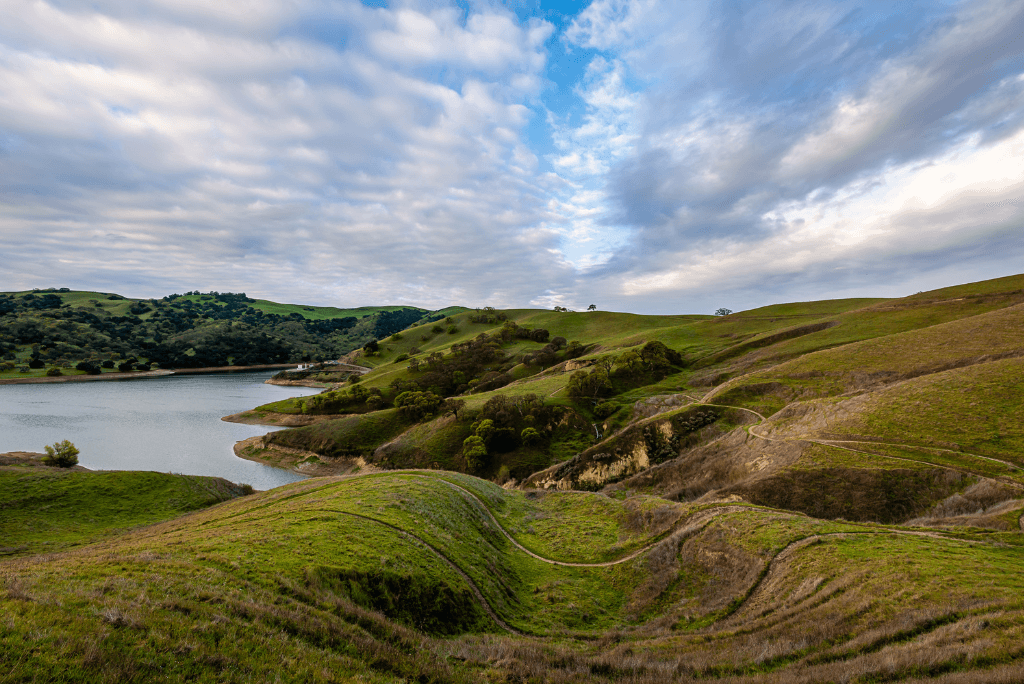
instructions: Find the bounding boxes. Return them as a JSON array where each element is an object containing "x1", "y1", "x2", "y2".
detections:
[
  {"x1": 0, "y1": 466, "x2": 244, "y2": 556},
  {"x1": 7, "y1": 275, "x2": 1024, "y2": 681},
  {"x1": 252, "y1": 274, "x2": 1024, "y2": 495},
  {"x1": 3, "y1": 471, "x2": 1024, "y2": 682}
]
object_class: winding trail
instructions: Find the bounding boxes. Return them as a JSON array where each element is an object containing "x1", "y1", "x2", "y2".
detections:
[
  {"x1": 326, "y1": 509, "x2": 522, "y2": 635},
  {"x1": 650, "y1": 400, "x2": 1024, "y2": 487}
]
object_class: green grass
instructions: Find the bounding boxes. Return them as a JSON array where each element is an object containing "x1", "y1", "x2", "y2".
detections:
[
  {"x1": 0, "y1": 467, "x2": 244, "y2": 556},
  {"x1": 4, "y1": 469, "x2": 1024, "y2": 682}
]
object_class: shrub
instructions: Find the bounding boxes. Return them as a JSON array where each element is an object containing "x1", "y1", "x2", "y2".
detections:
[
  {"x1": 0, "y1": 361, "x2": 14, "y2": 371},
  {"x1": 521, "y1": 427, "x2": 542, "y2": 445},
  {"x1": 389, "y1": 333, "x2": 403, "y2": 341},
  {"x1": 395, "y1": 390, "x2": 443, "y2": 421},
  {"x1": 240, "y1": 483, "x2": 255, "y2": 495},
  {"x1": 394, "y1": 353, "x2": 409, "y2": 363},
  {"x1": 45, "y1": 367, "x2": 62, "y2": 377},
  {"x1": 101, "y1": 360, "x2": 114, "y2": 369},
  {"x1": 593, "y1": 401, "x2": 618, "y2": 419},
  {"x1": 43, "y1": 439, "x2": 79, "y2": 467},
  {"x1": 75, "y1": 361, "x2": 100, "y2": 375},
  {"x1": 463, "y1": 436, "x2": 487, "y2": 470},
  {"x1": 28, "y1": 358, "x2": 44, "y2": 369},
  {"x1": 447, "y1": 325, "x2": 458, "y2": 335}
]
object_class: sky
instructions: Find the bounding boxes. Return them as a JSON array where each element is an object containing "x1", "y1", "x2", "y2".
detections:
[{"x1": 1, "y1": 0, "x2": 1023, "y2": 314}]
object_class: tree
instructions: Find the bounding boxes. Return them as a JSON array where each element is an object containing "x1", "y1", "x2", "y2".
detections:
[
  {"x1": 442, "y1": 398, "x2": 466, "y2": 420},
  {"x1": 462, "y1": 436, "x2": 487, "y2": 470},
  {"x1": 587, "y1": 304, "x2": 597, "y2": 311},
  {"x1": 714, "y1": 308, "x2": 733, "y2": 316},
  {"x1": 43, "y1": 439, "x2": 79, "y2": 467},
  {"x1": 521, "y1": 427, "x2": 541, "y2": 446}
]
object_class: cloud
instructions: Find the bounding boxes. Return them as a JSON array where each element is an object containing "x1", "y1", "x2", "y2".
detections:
[
  {"x1": 0, "y1": 0, "x2": 571, "y2": 308},
  {"x1": 561, "y1": 0, "x2": 1024, "y2": 311},
  {"x1": 0, "y1": 0, "x2": 1021, "y2": 315}
]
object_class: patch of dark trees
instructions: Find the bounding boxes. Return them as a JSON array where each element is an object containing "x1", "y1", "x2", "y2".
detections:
[
  {"x1": 566, "y1": 341, "x2": 686, "y2": 402},
  {"x1": 373, "y1": 309, "x2": 427, "y2": 339},
  {"x1": 146, "y1": 331, "x2": 294, "y2": 368}
]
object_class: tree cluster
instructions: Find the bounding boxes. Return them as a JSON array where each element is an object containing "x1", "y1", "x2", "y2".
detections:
[{"x1": 567, "y1": 341, "x2": 686, "y2": 401}]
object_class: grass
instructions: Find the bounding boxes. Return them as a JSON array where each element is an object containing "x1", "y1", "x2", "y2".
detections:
[
  {"x1": 3, "y1": 469, "x2": 1024, "y2": 682},
  {"x1": 0, "y1": 467, "x2": 245, "y2": 556},
  {"x1": 9, "y1": 274, "x2": 1024, "y2": 681}
]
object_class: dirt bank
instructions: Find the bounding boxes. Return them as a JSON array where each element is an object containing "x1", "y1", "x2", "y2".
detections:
[
  {"x1": 233, "y1": 435, "x2": 379, "y2": 477},
  {"x1": 0, "y1": 452, "x2": 91, "y2": 471},
  {"x1": 221, "y1": 410, "x2": 345, "y2": 427}
]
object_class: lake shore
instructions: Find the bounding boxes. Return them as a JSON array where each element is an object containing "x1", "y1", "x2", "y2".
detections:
[
  {"x1": 0, "y1": 363, "x2": 298, "y2": 385},
  {"x1": 233, "y1": 435, "x2": 376, "y2": 477},
  {"x1": 221, "y1": 409, "x2": 343, "y2": 427}
]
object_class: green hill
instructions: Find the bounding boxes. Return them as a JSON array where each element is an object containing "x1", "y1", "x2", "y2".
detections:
[
  {"x1": 3, "y1": 468, "x2": 1024, "y2": 682},
  {"x1": 0, "y1": 288, "x2": 433, "y2": 379},
  {"x1": 5, "y1": 273, "x2": 1024, "y2": 682}
]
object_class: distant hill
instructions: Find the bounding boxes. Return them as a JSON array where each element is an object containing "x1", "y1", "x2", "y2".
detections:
[{"x1": 0, "y1": 289, "x2": 437, "y2": 377}]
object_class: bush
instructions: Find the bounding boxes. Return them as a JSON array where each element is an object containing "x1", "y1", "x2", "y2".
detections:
[
  {"x1": 462, "y1": 436, "x2": 487, "y2": 470},
  {"x1": 521, "y1": 427, "x2": 542, "y2": 445},
  {"x1": 43, "y1": 439, "x2": 79, "y2": 467},
  {"x1": 593, "y1": 401, "x2": 618, "y2": 419},
  {"x1": 240, "y1": 483, "x2": 255, "y2": 495},
  {"x1": 28, "y1": 358, "x2": 45, "y2": 369},
  {"x1": 45, "y1": 367, "x2": 62, "y2": 377},
  {"x1": 395, "y1": 390, "x2": 443, "y2": 421},
  {"x1": 75, "y1": 361, "x2": 101, "y2": 375},
  {"x1": 446, "y1": 325, "x2": 458, "y2": 335},
  {"x1": 0, "y1": 361, "x2": 14, "y2": 371}
]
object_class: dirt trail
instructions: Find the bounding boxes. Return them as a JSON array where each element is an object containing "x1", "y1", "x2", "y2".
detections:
[{"x1": 420, "y1": 473, "x2": 761, "y2": 567}]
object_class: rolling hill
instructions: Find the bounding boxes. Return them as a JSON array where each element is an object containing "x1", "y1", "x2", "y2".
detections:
[{"x1": 3, "y1": 273, "x2": 1024, "y2": 682}]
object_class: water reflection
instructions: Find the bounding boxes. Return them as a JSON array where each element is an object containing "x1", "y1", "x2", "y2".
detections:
[{"x1": 0, "y1": 371, "x2": 320, "y2": 490}]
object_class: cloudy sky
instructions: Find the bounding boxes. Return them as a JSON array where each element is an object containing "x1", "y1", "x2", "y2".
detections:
[{"x1": 2, "y1": 0, "x2": 1023, "y2": 314}]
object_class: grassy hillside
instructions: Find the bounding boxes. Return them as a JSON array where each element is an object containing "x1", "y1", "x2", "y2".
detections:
[
  {"x1": 242, "y1": 273, "x2": 1024, "y2": 526},
  {"x1": 3, "y1": 470, "x2": 1024, "y2": 682},
  {"x1": 0, "y1": 462, "x2": 246, "y2": 556},
  {"x1": 6, "y1": 272, "x2": 1024, "y2": 682},
  {"x1": 0, "y1": 288, "x2": 433, "y2": 378}
]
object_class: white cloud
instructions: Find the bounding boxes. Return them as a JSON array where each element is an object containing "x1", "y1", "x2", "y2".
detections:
[{"x1": 0, "y1": 0, "x2": 572, "y2": 309}]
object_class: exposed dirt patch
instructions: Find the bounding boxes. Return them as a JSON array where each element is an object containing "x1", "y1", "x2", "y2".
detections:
[
  {"x1": 233, "y1": 435, "x2": 377, "y2": 477},
  {"x1": 607, "y1": 427, "x2": 806, "y2": 503},
  {"x1": 221, "y1": 411, "x2": 343, "y2": 427}
]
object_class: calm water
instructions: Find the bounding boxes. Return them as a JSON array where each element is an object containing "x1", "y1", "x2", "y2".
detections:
[{"x1": 0, "y1": 371, "x2": 321, "y2": 490}]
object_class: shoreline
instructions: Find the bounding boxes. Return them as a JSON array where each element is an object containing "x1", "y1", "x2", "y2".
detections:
[
  {"x1": 233, "y1": 435, "x2": 376, "y2": 477},
  {"x1": 0, "y1": 363, "x2": 298, "y2": 385}
]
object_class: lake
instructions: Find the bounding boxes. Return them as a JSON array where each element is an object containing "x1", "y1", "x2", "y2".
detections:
[{"x1": 0, "y1": 371, "x2": 321, "y2": 490}]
